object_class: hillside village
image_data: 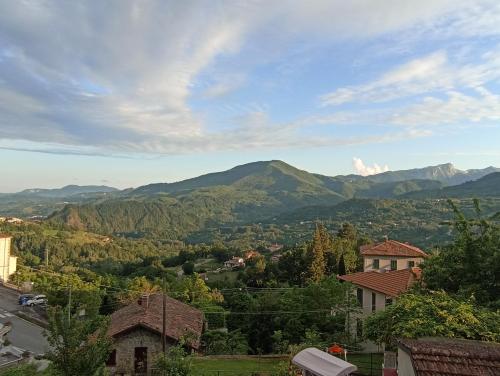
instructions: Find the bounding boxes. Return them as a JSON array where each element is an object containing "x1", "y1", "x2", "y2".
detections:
[{"x1": 0, "y1": 207, "x2": 498, "y2": 375}]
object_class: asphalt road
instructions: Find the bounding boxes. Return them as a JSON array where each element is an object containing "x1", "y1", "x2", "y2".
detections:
[{"x1": 0, "y1": 286, "x2": 50, "y2": 355}]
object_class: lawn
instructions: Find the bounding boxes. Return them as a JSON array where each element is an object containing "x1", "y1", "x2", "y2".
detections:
[
  {"x1": 190, "y1": 353, "x2": 383, "y2": 376},
  {"x1": 191, "y1": 357, "x2": 284, "y2": 376},
  {"x1": 345, "y1": 353, "x2": 383, "y2": 375},
  {"x1": 205, "y1": 270, "x2": 241, "y2": 287}
]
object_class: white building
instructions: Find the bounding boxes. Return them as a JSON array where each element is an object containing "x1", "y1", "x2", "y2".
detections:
[
  {"x1": 338, "y1": 239, "x2": 427, "y2": 351},
  {"x1": 224, "y1": 257, "x2": 245, "y2": 269},
  {"x1": 0, "y1": 234, "x2": 17, "y2": 283}
]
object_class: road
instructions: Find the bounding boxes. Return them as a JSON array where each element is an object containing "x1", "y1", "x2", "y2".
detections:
[{"x1": 0, "y1": 285, "x2": 50, "y2": 355}]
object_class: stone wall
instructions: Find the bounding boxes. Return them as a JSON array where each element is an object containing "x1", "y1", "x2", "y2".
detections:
[{"x1": 109, "y1": 327, "x2": 175, "y2": 376}]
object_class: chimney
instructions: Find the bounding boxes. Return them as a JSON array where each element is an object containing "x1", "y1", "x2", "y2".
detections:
[
  {"x1": 138, "y1": 294, "x2": 150, "y2": 308},
  {"x1": 383, "y1": 235, "x2": 389, "y2": 242}
]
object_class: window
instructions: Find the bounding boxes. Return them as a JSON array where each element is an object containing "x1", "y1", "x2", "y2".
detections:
[
  {"x1": 106, "y1": 350, "x2": 116, "y2": 367},
  {"x1": 356, "y1": 318, "x2": 363, "y2": 338},
  {"x1": 390, "y1": 259, "x2": 397, "y2": 270},
  {"x1": 371, "y1": 292, "x2": 376, "y2": 312},
  {"x1": 408, "y1": 260, "x2": 415, "y2": 268},
  {"x1": 357, "y1": 288, "x2": 363, "y2": 306},
  {"x1": 385, "y1": 297, "x2": 393, "y2": 307},
  {"x1": 373, "y1": 259, "x2": 379, "y2": 269}
]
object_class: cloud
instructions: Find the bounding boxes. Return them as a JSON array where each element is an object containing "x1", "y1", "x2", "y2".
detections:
[
  {"x1": 201, "y1": 74, "x2": 247, "y2": 99},
  {"x1": 320, "y1": 48, "x2": 500, "y2": 106},
  {"x1": 353, "y1": 158, "x2": 390, "y2": 176},
  {"x1": 390, "y1": 88, "x2": 500, "y2": 127},
  {"x1": 0, "y1": 1, "x2": 499, "y2": 155}
]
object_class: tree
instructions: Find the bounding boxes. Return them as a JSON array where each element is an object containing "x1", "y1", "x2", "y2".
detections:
[
  {"x1": 337, "y1": 223, "x2": 357, "y2": 241},
  {"x1": 422, "y1": 200, "x2": 500, "y2": 307},
  {"x1": 338, "y1": 254, "x2": 346, "y2": 276},
  {"x1": 44, "y1": 307, "x2": 112, "y2": 376},
  {"x1": 202, "y1": 329, "x2": 249, "y2": 355},
  {"x1": 278, "y1": 246, "x2": 308, "y2": 286},
  {"x1": 182, "y1": 262, "x2": 195, "y2": 275},
  {"x1": 117, "y1": 276, "x2": 160, "y2": 304},
  {"x1": 364, "y1": 291, "x2": 500, "y2": 346},
  {"x1": 307, "y1": 224, "x2": 327, "y2": 283}
]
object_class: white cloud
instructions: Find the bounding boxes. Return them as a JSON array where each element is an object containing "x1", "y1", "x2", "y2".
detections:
[
  {"x1": 321, "y1": 48, "x2": 500, "y2": 106},
  {"x1": 390, "y1": 88, "x2": 500, "y2": 127},
  {"x1": 353, "y1": 158, "x2": 390, "y2": 176},
  {"x1": 0, "y1": 1, "x2": 499, "y2": 155}
]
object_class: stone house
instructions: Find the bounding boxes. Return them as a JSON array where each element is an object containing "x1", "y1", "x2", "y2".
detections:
[{"x1": 106, "y1": 294, "x2": 203, "y2": 376}]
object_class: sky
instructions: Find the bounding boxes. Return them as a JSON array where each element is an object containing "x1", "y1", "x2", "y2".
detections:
[{"x1": 1, "y1": 0, "x2": 500, "y2": 192}]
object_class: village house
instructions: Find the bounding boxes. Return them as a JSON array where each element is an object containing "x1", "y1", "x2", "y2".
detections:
[
  {"x1": 0, "y1": 234, "x2": 17, "y2": 283},
  {"x1": 244, "y1": 250, "x2": 260, "y2": 260},
  {"x1": 106, "y1": 293, "x2": 203, "y2": 376},
  {"x1": 267, "y1": 243, "x2": 283, "y2": 253},
  {"x1": 338, "y1": 239, "x2": 427, "y2": 351},
  {"x1": 224, "y1": 256, "x2": 245, "y2": 269},
  {"x1": 395, "y1": 337, "x2": 500, "y2": 376}
]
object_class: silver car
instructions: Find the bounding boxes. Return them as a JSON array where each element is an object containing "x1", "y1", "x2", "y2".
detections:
[{"x1": 25, "y1": 294, "x2": 47, "y2": 307}]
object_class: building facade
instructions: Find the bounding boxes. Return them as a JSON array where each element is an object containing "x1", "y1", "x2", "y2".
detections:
[{"x1": 0, "y1": 234, "x2": 17, "y2": 283}]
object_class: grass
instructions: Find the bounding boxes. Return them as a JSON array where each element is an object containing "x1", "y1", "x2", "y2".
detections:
[
  {"x1": 190, "y1": 353, "x2": 383, "y2": 376},
  {"x1": 205, "y1": 270, "x2": 240, "y2": 286},
  {"x1": 191, "y1": 357, "x2": 284, "y2": 376},
  {"x1": 346, "y1": 353, "x2": 383, "y2": 375}
]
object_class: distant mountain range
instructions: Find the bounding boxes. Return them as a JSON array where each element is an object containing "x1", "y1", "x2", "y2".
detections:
[
  {"x1": 404, "y1": 172, "x2": 500, "y2": 199},
  {"x1": 40, "y1": 161, "x2": 500, "y2": 239},
  {"x1": 17, "y1": 185, "x2": 118, "y2": 198}
]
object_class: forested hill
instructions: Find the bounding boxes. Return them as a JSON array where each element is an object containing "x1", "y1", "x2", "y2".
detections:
[{"x1": 46, "y1": 161, "x2": 500, "y2": 239}]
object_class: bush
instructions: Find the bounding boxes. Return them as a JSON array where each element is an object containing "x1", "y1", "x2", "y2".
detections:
[{"x1": 153, "y1": 345, "x2": 192, "y2": 376}]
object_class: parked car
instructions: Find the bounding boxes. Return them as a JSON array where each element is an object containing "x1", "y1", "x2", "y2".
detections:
[
  {"x1": 25, "y1": 295, "x2": 47, "y2": 307},
  {"x1": 18, "y1": 294, "x2": 34, "y2": 305}
]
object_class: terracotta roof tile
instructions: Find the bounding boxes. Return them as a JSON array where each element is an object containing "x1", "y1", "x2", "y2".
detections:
[
  {"x1": 0, "y1": 234, "x2": 12, "y2": 239},
  {"x1": 337, "y1": 268, "x2": 421, "y2": 297},
  {"x1": 361, "y1": 239, "x2": 428, "y2": 258},
  {"x1": 108, "y1": 294, "x2": 204, "y2": 349},
  {"x1": 399, "y1": 338, "x2": 500, "y2": 376}
]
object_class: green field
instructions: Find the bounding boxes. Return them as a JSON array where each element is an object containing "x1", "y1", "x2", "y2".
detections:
[
  {"x1": 191, "y1": 357, "x2": 284, "y2": 376},
  {"x1": 190, "y1": 353, "x2": 383, "y2": 376},
  {"x1": 205, "y1": 270, "x2": 241, "y2": 286}
]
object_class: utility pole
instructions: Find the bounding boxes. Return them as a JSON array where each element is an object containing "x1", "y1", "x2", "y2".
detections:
[
  {"x1": 45, "y1": 247, "x2": 49, "y2": 267},
  {"x1": 162, "y1": 277, "x2": 167, "y2": 355},
  {"x1": 67, "y1": 286, "x2": 72, "y2": 326}
]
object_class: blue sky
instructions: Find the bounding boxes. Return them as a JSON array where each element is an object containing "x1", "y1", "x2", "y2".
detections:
[{"x1": 1, "y1": 0, "x2": 500, "y2": 191}]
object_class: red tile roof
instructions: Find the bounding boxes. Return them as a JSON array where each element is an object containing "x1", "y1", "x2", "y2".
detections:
[
  {"x1": 0, "y1": 234, "x2": 12, "y2": 239},
  {"x1": 337, "y1": 268, "x2": 421, "y2": 297},
  {"x1": 360, "y1": 240, "x2": 427, "y2": 258},
  {"x1": 108, "y1": 294, "x2": 204, "y2": 349},
  {"x1": 398, "y1": 338, "x2": 500, "y2": 376}
]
